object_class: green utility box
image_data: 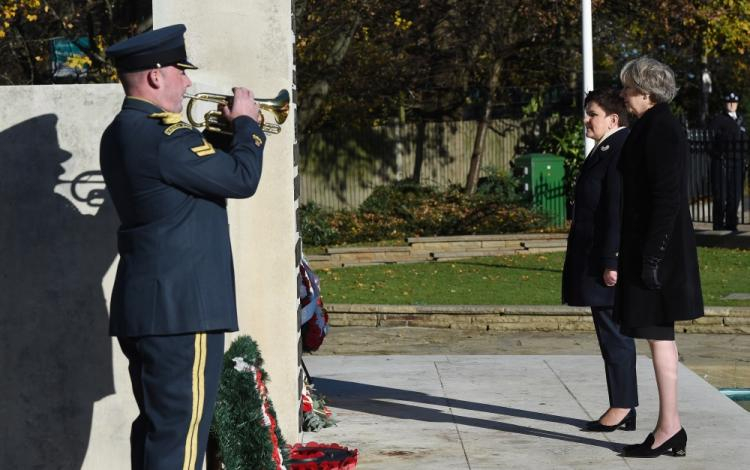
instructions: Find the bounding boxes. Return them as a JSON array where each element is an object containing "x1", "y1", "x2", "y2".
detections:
[{"x1": 515, "y1": 153, "x2": 566, "y2": 227}]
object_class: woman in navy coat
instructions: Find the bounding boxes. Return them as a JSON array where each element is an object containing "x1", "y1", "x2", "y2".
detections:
[
  {"x1": 617, "y1": 57, "x2": 704, "y2": 458},
  {"x1": 562, "y1": 88, "x2": 637, "y2": 433}
]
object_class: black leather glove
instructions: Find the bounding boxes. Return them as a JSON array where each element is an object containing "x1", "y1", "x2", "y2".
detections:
[{"x1": 641, "y1": 256, "x2": 662, "y2": 290}]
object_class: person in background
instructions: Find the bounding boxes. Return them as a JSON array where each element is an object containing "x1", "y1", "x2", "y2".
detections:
[
  {"x1": 100, "y1": 24, "x2": 265, "y2": 470},
  {"x1": 617, "y1": 57, "x2": 704, "y2": 458},
  {"x1": 709, "y1": 91, "x2": 746, "y2": 231},
  {"x1": 562, "y1": 88, "x2": 637, "y2": 434}
]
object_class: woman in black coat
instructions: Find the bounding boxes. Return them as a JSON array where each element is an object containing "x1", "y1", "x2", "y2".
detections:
[
  {"x1": 617, "y1": 57, "x2": 704, "y2": 458},
  {"x1": 562, "y1": 88, "x2": 637, "y2": 433}
]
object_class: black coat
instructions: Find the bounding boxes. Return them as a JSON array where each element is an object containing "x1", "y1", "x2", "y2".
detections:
[
  {"x1": 709, "y1": 111, "x2": 747, "y2": 159},
  {"x1": 614, "y1": 103, "x2": 704, "y2": 326},
  {"x1": 562, "y1": 128, "x2": 628, "y2": 307},
  {"x1": 710, "y1": 111, "x2": 746, "y2": 142},
  {"x1": 100, "y1": 97, "x2": 265, "y2": 336}
]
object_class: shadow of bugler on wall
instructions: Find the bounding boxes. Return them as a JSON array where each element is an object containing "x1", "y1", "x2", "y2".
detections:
[{"x1": 0, "y1": 114, "x2": 118, "y2": 469}]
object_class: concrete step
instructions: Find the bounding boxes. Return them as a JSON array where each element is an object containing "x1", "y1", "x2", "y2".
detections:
[
  {"x1": 431, "y1": 248, "x2": 522, "y2": 261},
  {"x1": 521, "y1": 240, "x2": 568, "y2": 248},
  {"x1": 307, "y1": 233, "x2": 573, "y2": 268},
  {"x1": 406, "y1": 233, "x2": 568, "y2": 244},
  {"x1": 326, "y1": 246, "x2": 411, "y2": 255}
]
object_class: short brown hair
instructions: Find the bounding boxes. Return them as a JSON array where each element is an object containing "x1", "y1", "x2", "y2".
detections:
[{"x1": 584, "y1": 88, "x2": 629, "y2": 127}]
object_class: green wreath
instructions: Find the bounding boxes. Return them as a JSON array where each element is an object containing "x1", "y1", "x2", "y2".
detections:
[{"x1": 210, "y1": 336, "x2": 288, "y2": 470}]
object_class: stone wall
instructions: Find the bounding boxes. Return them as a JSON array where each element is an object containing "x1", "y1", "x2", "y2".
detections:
[
  {"x1": 326, "y1": 304, "x2": 750, "y2": 334},
  {"x1": 0, "y1": 83, "x2": 127, "y2": 470}
]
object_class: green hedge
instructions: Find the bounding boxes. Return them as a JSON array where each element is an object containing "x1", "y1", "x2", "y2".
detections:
[{"x1": 300, "y1": 177, "x2": 550, "y2": 246}]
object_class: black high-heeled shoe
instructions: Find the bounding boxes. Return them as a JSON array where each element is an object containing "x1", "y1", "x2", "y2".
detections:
[
  {"x1": 583, "y1": 408, "x2": 636, "y2": 432},
  {"x1": 621, "y1": 428, "x2": 687, "y2": 458}
]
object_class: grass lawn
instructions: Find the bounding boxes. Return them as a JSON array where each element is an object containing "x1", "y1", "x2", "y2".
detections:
[{"x1": 316, "y1": 247, "x2": 750, "y2": 306}]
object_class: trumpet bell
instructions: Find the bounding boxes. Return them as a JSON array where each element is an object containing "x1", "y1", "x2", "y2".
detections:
[{"x1": 258, "y1": 89, "x2": 290, "y2": 126}]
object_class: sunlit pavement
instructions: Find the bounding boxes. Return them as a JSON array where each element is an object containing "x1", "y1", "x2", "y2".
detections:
[{"x1": 303, "y1": 354, "x2": 750, "y2": 469}]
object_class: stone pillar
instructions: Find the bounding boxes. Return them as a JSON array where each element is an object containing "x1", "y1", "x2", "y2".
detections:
[
  {"x1": 154, "y1": 0, "x2": 301, "y2": 442},
  {"x1": 0, "y1": 4, "x2": 299, "y2": 468}
]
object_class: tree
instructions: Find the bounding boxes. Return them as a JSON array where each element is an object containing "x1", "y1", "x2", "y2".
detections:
[
  {"x1": 593, "y1": 1, "x2": 750, "y2": 125},
  {"x1": 295, "y1": 0, "x2": 585, "y2": 191},
  {"x1": 294, "y1": 1, "x2": 750, "y2": 198},
  {"x1": 0, "y1": 0, "x2": 151, "y2": 85},
  {"x1": 453, "y1": 0, "x2": 581, "y2": 193}
]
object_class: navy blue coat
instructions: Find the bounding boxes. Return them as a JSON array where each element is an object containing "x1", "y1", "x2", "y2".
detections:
[
  {"x1": 710, "y1": 111, "x2": 746, "y2": 146},
  {"x1": 562, "y1": 128, "x2": 628, "y2": 307},
  {"x1": 100, "y1": 97, "x2": 265, "y2": 336},
  {"x1": 615, "y1": 103, "x2": 704, "y2": 326}
]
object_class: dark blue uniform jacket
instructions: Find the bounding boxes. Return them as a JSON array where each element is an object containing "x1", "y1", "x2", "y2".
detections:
[{"x1": 100, "y1": 97, "x2": 265, "y2": 337}]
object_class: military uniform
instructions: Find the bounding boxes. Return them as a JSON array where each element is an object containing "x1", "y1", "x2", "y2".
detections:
[
  {"x1": 709, "y1": 92, "x2": 747, "y2": 231},
  {"x1": 100, "y1": 25, "x2": 265, "y2": 470}
]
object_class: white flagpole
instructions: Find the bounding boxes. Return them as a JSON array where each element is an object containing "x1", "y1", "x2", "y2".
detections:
[{"x1": 582, "y1": 0, "x2": 595, "y2": 155}]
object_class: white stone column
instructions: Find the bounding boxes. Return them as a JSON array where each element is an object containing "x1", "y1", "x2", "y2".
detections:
[
  {"x1": 0, "y1": 4, "x2": 299, "y2": 468},
  {"x1": 154, "y1": 0, "x2": 301, "y2": 442}
]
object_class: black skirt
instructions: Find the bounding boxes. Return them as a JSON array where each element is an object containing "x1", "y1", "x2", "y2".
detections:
[{"x1": 620, "y1": 322, "x2": 675, "y2": 341}]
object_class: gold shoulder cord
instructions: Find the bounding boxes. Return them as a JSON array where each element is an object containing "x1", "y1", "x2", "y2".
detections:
[
  {"x1": 165, "y1": 122, "x2": 193, "y2": 136},
  {"x1": 148, "y1": 111, "x2": 183, "y2": 124}
]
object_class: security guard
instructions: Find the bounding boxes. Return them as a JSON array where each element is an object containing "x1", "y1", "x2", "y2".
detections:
[
  {"x1": 710, "y1": 91, "x2": 746, "y2": 231},
  {"x1": 100, "y1": 24, "x2": 265, "y2": 470}
]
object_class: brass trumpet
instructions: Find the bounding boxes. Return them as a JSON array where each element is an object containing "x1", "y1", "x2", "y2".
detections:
[{"x1": 184, "y1": 89, "x2": 290, "y2": 135}]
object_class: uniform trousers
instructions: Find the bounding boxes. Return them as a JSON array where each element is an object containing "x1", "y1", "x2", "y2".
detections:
[
  {"x1": 118, "y1": 331, "x2": 225, "y2": 470},
  {"x1": 591, "y1": 306, "x2": 638, "y2": 408},
  {"x1": 711, "y1": 157, "x2": 745, "y2": 230}
]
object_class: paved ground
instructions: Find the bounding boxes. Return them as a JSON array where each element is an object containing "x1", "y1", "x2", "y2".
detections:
[
  {"x1": 300, "y1": 328, "x2": 750, "y2": 469},
  {"x1": 312, "y1": 327, "x2": 750, "y2": 389},
  {"x1": 304, "y1": 354, "x2": 750, "y2": 469}
]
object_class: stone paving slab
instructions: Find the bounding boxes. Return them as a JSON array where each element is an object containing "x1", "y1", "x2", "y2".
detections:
[{"x1": 302, "y1": 355, "x2": 750, "y2": 469}]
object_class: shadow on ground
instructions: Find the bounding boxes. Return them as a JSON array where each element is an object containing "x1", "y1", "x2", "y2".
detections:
[{"x1": 314, "y1": 377, "x2": 623, "y2": 451}]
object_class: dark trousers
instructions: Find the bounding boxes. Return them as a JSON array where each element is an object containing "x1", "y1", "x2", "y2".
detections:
[
  {"x1": 119, "y1": 332, "x2": 225, "y2": 470},
  {"x1": 591, "y1": 307, "x2": 638, "y2": 408},
  {"x1": 711, "y1": 157, "x2": 745, "y2": 230}
]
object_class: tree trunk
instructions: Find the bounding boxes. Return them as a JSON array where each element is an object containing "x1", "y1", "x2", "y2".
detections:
[
  {"x1": 411, "y1": 118, "x2": 426, "y2": 182},
  {"x1": 465, "y1": 60, "x2": 501, "y2": 194}
]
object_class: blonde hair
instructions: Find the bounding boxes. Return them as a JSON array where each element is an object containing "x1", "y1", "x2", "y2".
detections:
[{"x1": 620, "y1": 57, "x2": 678, "y2": 103}]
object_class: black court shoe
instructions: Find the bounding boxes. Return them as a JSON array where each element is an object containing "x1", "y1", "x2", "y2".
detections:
[
  {"x1": 583, "y1": 408, "x2": 636, "y2": 432},
  {"x1": 621, "y1": 428, "x2": 687, "y2": 458}
]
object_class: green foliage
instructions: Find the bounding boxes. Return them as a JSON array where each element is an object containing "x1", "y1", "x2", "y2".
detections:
[
  {"x1": 475, "y1": 166, "x2": 523, "y2": 202},
  {"x1": 359, "y1": 179, "x2": 438, "y2": 215},
  {"x1": 300, "y1": 181, "x2": 549, "y2": 247},
  {"x1": 301, "y1": 383, "x2": 336, "y2": 432},
  {"x1": 299, "y1": 202, "x2": 339, "y2": 246},
  {"x1": 211, "y1": 336, "x2": 288, "y2": 470},
  {"x1": 0, "y1": 0, "x2": 151, "y2": 84}
]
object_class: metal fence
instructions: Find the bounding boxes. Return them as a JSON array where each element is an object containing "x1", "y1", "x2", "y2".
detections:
[{"x1": 687, "y1": 129, "x2": 749, "y2": 228}]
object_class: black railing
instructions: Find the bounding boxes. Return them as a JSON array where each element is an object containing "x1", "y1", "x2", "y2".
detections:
[
  {"x1": 686, "y1": 129, "x2": 748, "y2": 228},
  {"x1": 533, "y1": 176, "x2": 567, "y2": 229}
]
